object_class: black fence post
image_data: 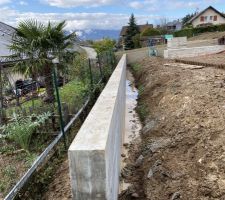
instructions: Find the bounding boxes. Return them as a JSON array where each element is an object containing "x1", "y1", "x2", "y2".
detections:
[
  {"x1": 97, "y1": 54, "x2": 103, "y2": 80},
  {"x1": 88, "y1": 58, "x2": 94, "y2": 90},
  {"x1": 0, "y1": 64, "x2": 3, "y2": 124},
  {"x1": 53, "y1": 65, "x2": 67, "y2": 150}
]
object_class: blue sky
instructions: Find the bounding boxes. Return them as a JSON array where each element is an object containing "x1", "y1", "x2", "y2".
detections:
[{"x1": 0, "y1": 0, "x2": 224, "y2": 31}]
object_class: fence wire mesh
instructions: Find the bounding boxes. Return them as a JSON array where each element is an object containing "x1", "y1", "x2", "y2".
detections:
[{"x1": 0, "y1": 50, "x2": 116, "y2": 199}]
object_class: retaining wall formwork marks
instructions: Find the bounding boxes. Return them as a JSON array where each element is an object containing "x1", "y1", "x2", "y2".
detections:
[{"x1": 68, "y1": 54, "x2": 127, "y2": 200}]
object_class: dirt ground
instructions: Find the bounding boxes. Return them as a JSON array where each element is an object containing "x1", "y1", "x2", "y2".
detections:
[
  {"x1": 180, "y1": 51, "x2": 225, "y2": 66},
  {"x1": 119, "y1": 57, "x2": 225, "y2": 200},
  {"x1": 42, "y1": 158, "x2": 72, "y2": 200},
  {"x1": 188, "y1": 31, "x2": 225, "y2": 41}
]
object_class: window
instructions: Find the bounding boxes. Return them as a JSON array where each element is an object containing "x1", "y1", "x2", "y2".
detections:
[
  {"x1": 205, "y1": 16, "x2": 208, "y2": 21},
  {"x1": 210, "y1": 16, "x2": 213, "y2": 20},
  {"x1": 200, "y1": 16, "x2": 204, "y2": 22},
  {"x1": 214, "y1": 15, "x2": 218, "y2": 21}
]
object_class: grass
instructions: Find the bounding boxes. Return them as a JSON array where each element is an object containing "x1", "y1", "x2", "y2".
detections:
[
  {"x1": 59, "y1": 80, "x2": 89, "y2": 106},
  {"x1": 131, "y1": 63, "x2": 141, "y2": 73}
]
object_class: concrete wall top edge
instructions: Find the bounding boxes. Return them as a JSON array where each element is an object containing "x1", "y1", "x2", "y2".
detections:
[
  {"x1": 167, "y1": 44, "x2": 225, "y2": 51},
  {"x1": 69, "y1": 54, "x2": 127, "y2": 151}
]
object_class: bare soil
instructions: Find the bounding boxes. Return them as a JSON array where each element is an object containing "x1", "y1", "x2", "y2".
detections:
[
  {"x1": 42, "y1": 159, "x2": 72, "y2": 200},
  {"x1": 120, "y1": 57, "x2": 225, "y2": 200},
  {"x1": 188, "y1": 32, "x2": 225, "y2": 41},
  {"x1": 181, "y1": 51, "x2": 225, "y2": 66}
]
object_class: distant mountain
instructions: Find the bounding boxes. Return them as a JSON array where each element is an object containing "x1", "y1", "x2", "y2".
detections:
[{"x1": 74, "y1": 29, "x2": 120, "y2": 41}]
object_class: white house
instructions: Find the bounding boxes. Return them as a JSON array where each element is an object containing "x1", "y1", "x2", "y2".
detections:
[
  {"x1": 188, "y1": 6, "x2": 225, "y2": 28},
  {"x1": 0, "y1": 22, "x2": 25, "y2": 87}
]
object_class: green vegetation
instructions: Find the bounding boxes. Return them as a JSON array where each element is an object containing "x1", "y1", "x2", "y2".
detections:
[
  {"x1": 132, "y1": 34, "x2": 141, "y2": 49},
  {"x1": 131, "y1": 63, "x2": 141, "y2": 73},
  {"x1": 141, "y1": 27, "x2": 161, "y2": 37},
  {"x1": 124, "y1": 14, "x2": 140, "y2": 50},
  {"x1": 93, "y1": 38, "x2": 116, "y2": 54},
  {"x1": 59, "y1": 80, "x2": 88, "y2": 109},
  {"x1": 182, "y1": 13, "x2": 196, "y2": 26},
  {"x1": 9, "y1": 20, "x2": 75, "y2": 102},
  {"x1": 1, "y1": 112, "x2": 51, "y2": 152},
  {"x1": 137, "y1": 103, "x2": 149, "y2": 122},
  {"x1": 174, "y1": 24, "x2": 225, "y2": 38}
]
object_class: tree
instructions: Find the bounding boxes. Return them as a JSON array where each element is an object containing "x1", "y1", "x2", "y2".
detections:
[
  {"x1": 93, "y1": 38, "x2": 116, "y2": 54},
  {"x1": 182, "y1": 13, "x2": 195, "y2": 26},
  {"x1": 141, "y1": 28, "x2": 161, "y2": 37},
  {"x1": 124, "y1": 14, "x2": 140, "y2": 50},
  {"x1": 132, "y1": 34, "x2": 141, "y2": 48},
  {"x1": 9, "y1": 20, "x2": 75, "y2": 102}
]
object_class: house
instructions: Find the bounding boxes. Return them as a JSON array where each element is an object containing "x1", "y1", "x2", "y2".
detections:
[
  {"x1": 165, "y1": 20, "x2": 182, "y2": 32},
  {"x1": 0, "y1": 22, "x2": 25, "y2": 88},
  {"x1": 187, "y1": 6, "x2": 225, "y2": 27},
  {"x1": 0, "y1": 21, "x2": 16, "y2": 62},
  {"x1": 119, "y1": 23, "x2": 153, "y2": 49}
]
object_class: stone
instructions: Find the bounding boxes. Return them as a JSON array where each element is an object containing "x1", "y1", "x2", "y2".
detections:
[
  {"x1": 135, "y1": 155, "x2": 144, "y2": 167},
  {"x1": 171, "y1": 191, "x2": 181, "y2": 200},
  {"x1": 142, "y1": 120, "x2": 156, "y2": 134},
  {"x1": 131, "y1": 193, "x2": 139, "y2": 198}
]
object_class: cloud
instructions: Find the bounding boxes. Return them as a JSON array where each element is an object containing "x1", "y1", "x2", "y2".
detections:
[
  {"x1": 19, "y1": 1, "x2": 28, "y2": 6},
  {"x1": 42, "y1": 0, "x2": 116, "y2": 8},
  {"x1": 0, "y1": 7, "x2": 159, "y2": 30},
  {"x1": 128, "y1": 0, "x2": 220, "y2": 12},
  {"x1": 0, "y1": 0, "x2": 11, "y2": 5}
]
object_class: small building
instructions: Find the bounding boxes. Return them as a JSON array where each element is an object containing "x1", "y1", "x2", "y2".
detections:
[
  {"x1": 187, "y1": 6, "x2": 225, "y2": 28},
  {"x1": 0, "y1": 22, "x2": 25, "y2": 88},
  {"x1": 119, "y1": 23, "x2": 153, "y2": 49},
  {"x1": 165, "y1": 20, "x2": 182, "y2": 32}
]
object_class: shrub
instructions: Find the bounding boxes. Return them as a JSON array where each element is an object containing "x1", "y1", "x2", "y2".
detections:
[
  {"x1": 141, "y1": 28, "x2": 161, "y2": 37},
  {"x1": 132, "y1": 34, "x2": 141, "y2": 48},
  {"x1": 174, "y1": 24, "x2": 225, "y2": 38},
  {"x1": 0, "y1": 112, "x2": 51, "y2": 152}
]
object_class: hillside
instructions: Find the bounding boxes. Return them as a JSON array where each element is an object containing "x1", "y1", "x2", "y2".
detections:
[{"x1": 188, "y1": 31, "x2": 225, "y2": 41}]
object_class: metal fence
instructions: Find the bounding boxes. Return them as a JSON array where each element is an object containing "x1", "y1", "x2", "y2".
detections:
[{"x1": 0, "y1": 50, "x2": 116, "y2": 200}]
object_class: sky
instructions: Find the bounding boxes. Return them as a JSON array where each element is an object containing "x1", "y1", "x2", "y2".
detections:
[{"x1": 0, "y1": 0, "x2": 225, "y2": 31}]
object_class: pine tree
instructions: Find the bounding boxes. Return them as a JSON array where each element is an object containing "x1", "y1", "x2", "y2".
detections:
[{"x1": 124, "y1": 14, "x2": 140, "y2": 50}]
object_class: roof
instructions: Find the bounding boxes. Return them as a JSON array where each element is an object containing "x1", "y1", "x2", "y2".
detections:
[
  {"x1": 187, "y1": 6, "x2": 225, "y2": 24},
  {"x1": 0, "y1": 21, "x2": 16, "y2": 64},
  {"x1": 166, "y1": 20, "x2": 182, "y2": 27},
  {"x1": 120, "y1": 24, "x2": 153, "y2": 36}
]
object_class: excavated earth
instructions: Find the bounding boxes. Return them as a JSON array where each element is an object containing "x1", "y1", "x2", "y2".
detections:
[{"x1": 119, "y1": 57, "x2": 225, "y2": 200}]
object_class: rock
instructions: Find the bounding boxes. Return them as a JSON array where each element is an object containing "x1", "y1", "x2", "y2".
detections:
[
  {"x1": 121, "y1": 153, "x2": 126, "y2": 157},
  {"x1": 171, "y1": 191, "x2": 181, "y2": 200},
  {"x1": 147, "y1": 138, "x2": 171, "y2": 153},
  {"x1": 135, "y1": 155, "x2": 144, "y2": 167},
  {"x1": 142, "y1": 120, "x2": 156, "y2": 134},
  {"x1": 147, "y1": 160, "x2": 162, "y2": 179},
  {"x1": 131, "y1": 193, "x2": 139, "y2": 198},
  {"x1": 147, "y1": 169, "x2": 154, "y2": 179},
  {"x1": 123, "y1": 143, "x2": 129, "y2": 147}
]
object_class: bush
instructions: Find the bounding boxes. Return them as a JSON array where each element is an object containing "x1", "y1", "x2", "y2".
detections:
[
  {"x1": 174, "y1": 24, "x2": 225, "y2": 38},
  {"x1": 132, "y1": 34, "x2": 141, "y2": 48},
  {"x1": 141, "y1": 28, "x2": 161, "y2": 37},
  {"x1": 0, "y1": 112, "x2": 51, "y2": 151}
]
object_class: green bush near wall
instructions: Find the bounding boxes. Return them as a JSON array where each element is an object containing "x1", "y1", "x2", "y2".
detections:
[{"x1": 174, "y1": 24, "x2": 225, "y2": 38}]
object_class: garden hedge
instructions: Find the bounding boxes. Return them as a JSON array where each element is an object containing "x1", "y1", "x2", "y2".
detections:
[{"x1": 174, "y1": 24, "x2": 225, "y2": 38}]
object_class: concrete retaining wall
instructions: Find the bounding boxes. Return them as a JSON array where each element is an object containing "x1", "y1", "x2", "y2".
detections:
[
  {"x1": 68, "y1": 54, "x2": 126, "y2": 200},
  {"x1": 168, "y1": 37, "x2": 187, "y2": 49},
  {"x1": 164, "y1": 45, "x2": 225, "y2": 59},
  {"x1": 116, "y1": 45, "x2": 166, "y2": 64},
  {"x1": 116, "y1": 48, "x2": 148, "y2": 64}
]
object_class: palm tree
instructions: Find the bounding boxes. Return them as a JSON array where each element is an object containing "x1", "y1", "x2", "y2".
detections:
[{"x1": 9, "y1": 20, "x2": 76, "y2": 102}]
